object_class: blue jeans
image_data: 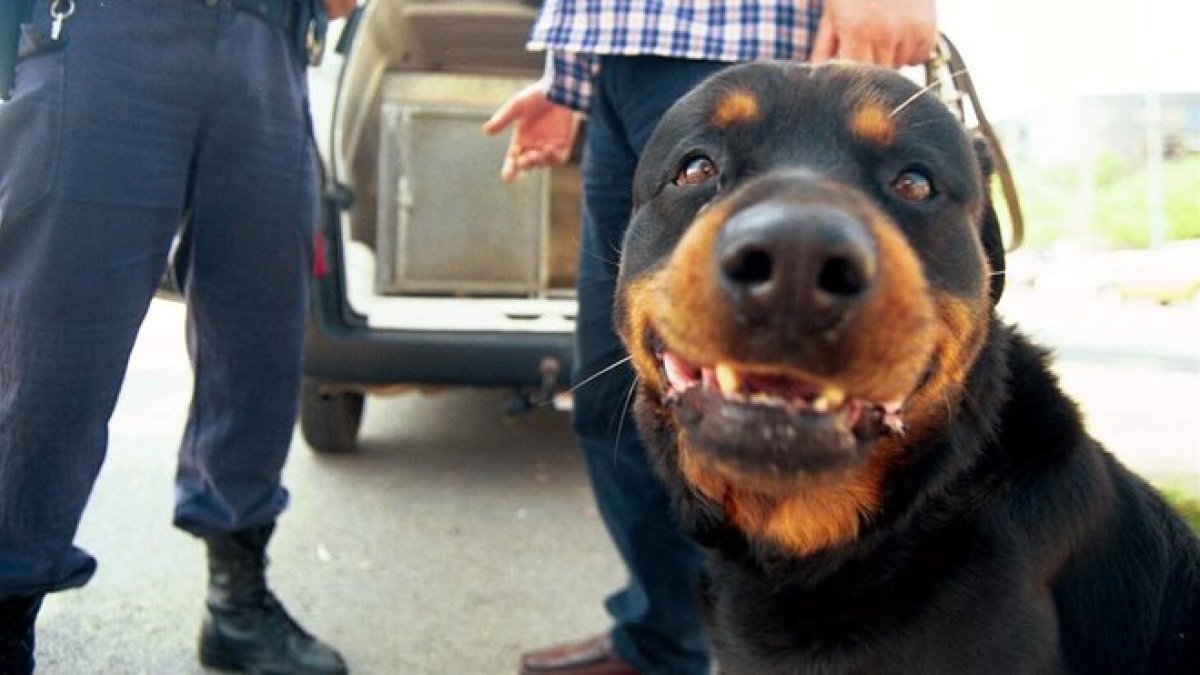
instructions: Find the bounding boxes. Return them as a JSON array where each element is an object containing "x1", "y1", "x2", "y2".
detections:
[
  {"x1": 572, "y1": 56, "x2": 729, "y2": 675},
  {"x1": 0, "y1": 0, "x2": 315, "y2": 597}
]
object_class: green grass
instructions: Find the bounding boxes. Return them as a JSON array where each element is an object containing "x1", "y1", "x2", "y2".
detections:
[
  {"x1": 1002, "y1": 155, "x2": 1200, "y2": 250},
  {"x1": 1163, "y1": 489, "x2": 1200, "y2": 533}
]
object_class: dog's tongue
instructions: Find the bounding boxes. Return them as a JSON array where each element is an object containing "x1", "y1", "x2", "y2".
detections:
[
  {"x1": 741, "y1": 371, "x2": 823, "y2": 400},
  {"x1": 704, "y1": 362, "x2": 833, "y2": 408}
]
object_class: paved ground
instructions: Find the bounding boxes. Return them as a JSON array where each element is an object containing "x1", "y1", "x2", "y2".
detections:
[
  {"x1": 997, "y1": 282, "x2": 1200, "y2": 493},
  {"x1": 37, "y1": 300, "x2": 622, "y2": 674}
]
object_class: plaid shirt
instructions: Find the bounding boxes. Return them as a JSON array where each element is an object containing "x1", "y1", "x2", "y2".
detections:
[{"x1": 528, "y1": 1, "x2": 825, "y2": 111}]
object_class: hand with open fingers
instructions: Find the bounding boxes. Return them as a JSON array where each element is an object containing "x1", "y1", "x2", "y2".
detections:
[
  {"x1": 321, "y1": 0, "x2": 358, "y2": 20},
  {"x1": 811, "y1": 0, "x2": 938, "y2": 68},
  {"x1": 482, "y1": 83, "x2": 580, "y2": 182}
]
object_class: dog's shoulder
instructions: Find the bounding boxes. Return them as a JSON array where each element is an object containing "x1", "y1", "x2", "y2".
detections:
[{"x1": 989, "y1": 325, "x2": 1200, "y2": 672}]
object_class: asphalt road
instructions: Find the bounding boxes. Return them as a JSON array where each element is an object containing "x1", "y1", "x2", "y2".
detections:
[{"x1": 36, "y1": 300, "x2": 622, "y2": 675}]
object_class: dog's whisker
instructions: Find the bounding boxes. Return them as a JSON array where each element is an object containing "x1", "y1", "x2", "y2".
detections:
[
  {"x1": 608, "y1": 247, "x2": 626, "y2": 270},
  {"x1": 889, "y1": 69, "x2": 969, "y2": 119},
  {"x1": 889, "y1": 81, "x2": 941, "y2": 119},
  {"x1": 569, "y1": 355, "x2": 633, "y2": 395},
  {"x1": 989, "y1": 270, "x2": 1006, "y2": 277},
  {"x1": 613, "y1": 376, "x2": 640, "y2": 462},
  {"x1": 580, "y1": 248, "x2": 621, "y2": 267},
  {"x1": 531, "y1": 356, "x2": 631, "y2": 409},
  {"x1": 887, "y1": 118, "x2": 943, "y2": 133}
]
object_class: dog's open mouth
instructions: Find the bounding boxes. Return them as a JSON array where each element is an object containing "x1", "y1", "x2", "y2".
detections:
[{"x1": 657, "y1": 347, "x2": 907, "y2": 479}]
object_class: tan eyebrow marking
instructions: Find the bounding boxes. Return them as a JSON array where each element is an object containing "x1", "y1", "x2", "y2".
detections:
[
  {"x1": 850, "y1": 102, "x2": 897, "y2": 147},
  {"x1": 711, "y1": 90, "x2": 760, "y2": 128}
]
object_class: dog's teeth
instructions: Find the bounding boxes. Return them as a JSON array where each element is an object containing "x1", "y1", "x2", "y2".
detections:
[
  {"x1": 663, "y1": 353, "x2": 696, "y2": 391},
  {"x1": 882, "y1": 413, "x2": 907, "y2": 436},
  {"x1": 810, "y1": 387, "x2": 844, "y2": 413},
  {"x1": 715, "y1": 363, "x2": 741, "y2": 396}
]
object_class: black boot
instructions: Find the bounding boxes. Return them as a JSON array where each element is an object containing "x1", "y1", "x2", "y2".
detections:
[
  {"x1": 0, "y1": 594, "x2": 42, "y2": 675},
  {"x1": 199, "y1": 524, "x2": 347, "y2": 675}
]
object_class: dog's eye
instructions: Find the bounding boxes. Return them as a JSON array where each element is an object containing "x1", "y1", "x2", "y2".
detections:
[
  {"x1": 890, "y1": 170, "x2": 935, "y2": 202},
  {"x1": 674, "y1": 156, "x2": 718, "y2": 186}
]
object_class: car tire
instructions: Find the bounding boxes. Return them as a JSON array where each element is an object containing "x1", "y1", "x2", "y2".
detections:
[{"x1": 300, "y1": 379, "x2": 364, "y2": 454}]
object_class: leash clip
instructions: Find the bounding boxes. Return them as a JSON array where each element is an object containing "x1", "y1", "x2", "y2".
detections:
[
  {"x1": 305, "y1": 19, "x2": 326, "y2": 67},
  {"x1": 922, "y1": 37, "x2": 966, "y2": 125},
  {"x1": 50, "y1": 0, "x2": 75, "y2": 41}
]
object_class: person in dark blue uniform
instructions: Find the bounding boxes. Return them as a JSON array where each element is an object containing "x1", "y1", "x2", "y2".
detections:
[{"x1": 0, "y1": 1, "x2": 355, "y2": 673}]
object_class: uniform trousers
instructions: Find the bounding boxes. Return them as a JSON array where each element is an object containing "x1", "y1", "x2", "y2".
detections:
[{"x1": 0, "y1": 0, "x2": 315, "y2": 598}]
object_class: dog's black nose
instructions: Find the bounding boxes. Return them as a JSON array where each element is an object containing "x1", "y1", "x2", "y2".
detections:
[{"x1": 716, "y1": 202, "x2": 876, "y2": 332}]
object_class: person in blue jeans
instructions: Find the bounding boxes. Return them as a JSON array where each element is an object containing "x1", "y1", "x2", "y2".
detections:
[
  {"x1": 0, "y1": 1, "x2": 354, "y2": 673},
  {"x1": 485, "y1": 1, "x2": 938, "y2": 673}
]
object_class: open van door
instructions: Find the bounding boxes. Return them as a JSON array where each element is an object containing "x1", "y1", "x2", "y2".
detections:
[{"x1": 302, "y1": 0, "x2": 581, "y2": 453}]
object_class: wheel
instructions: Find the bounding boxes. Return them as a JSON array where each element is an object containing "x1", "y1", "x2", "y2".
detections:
[{"x1": 300, "y1": 379, "x2": 365, "y2": 454}]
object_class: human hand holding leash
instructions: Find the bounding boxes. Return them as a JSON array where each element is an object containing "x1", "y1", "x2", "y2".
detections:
[
  {"x1": 811, "y1": 0, "x2": 937, "y2": 68},
  {"x1": 482, "y1": 83, "x2": 580, "y2": 182}
]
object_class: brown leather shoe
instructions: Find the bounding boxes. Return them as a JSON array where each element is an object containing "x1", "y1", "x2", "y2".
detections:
[{"x1": 519, "y1": 633, "x2": 639, "y2": 675}]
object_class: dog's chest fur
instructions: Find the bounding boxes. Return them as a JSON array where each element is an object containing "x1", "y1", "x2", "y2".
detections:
[{"x1": 686, "y1": 327, "x2": 1200, "y2": 674}]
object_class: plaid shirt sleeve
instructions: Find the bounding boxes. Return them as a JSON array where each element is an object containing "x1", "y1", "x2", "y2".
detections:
[{"x1": 543, "y1": 50, "x2": 601, "y2": 113}]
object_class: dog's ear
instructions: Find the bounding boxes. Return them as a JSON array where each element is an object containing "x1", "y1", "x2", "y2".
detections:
[{"x1": 972, "y1": 133, "x2": 1006, "y2": 305}]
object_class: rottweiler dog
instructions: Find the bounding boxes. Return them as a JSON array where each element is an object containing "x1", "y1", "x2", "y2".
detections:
[{"x1": 614, "y1": 61, "x2": 1200, "y2": 674}]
